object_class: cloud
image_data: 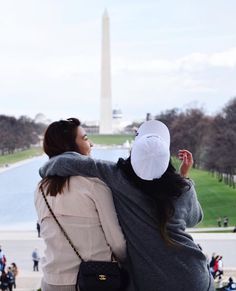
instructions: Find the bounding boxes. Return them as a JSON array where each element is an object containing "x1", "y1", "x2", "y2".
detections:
[
  {"x1": 209, "y1": 48, "x2": 236, "y2": 68},
  {"x1": 112, "y1": 47, "x2": 236, "y2": 74}
]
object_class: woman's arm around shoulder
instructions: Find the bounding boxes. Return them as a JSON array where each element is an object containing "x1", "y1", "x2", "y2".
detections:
[{"x1": 39, "y1": 152, "x2": 116, "y2": 186}]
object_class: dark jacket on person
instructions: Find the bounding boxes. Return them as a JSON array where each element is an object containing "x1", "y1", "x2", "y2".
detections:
[
  {"x1": 40, "y1": 152, "x2": 215, "y2": 291},
  {"x1": 0, "y1": 272, "x2": 9, "y2": 290}
]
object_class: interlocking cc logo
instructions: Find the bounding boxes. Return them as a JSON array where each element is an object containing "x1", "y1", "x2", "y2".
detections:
[{"x1": 98, "y1": 274, "x2": 107, "y2": 281}]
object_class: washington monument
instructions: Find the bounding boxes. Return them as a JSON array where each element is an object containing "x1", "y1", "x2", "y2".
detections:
[{"x1": 100, "y1": 10, "x2": 112, "y2": 134}]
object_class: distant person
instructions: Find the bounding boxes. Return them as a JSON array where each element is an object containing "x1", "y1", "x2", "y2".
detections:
[
  {"x1": 213, "y1": 255, "x2": 220, "y2": 279},
  {"x1": 217, "y1": 217, "x2": 222, "y2": 227},
  {"x1": 210, "y1": 253, "x2": 217, "y2": 277},
  {"x1": 214, "y1": 255, "x2": 223, "y2": 280},
  {"x1": 40, "y1": 119, "x2": 215, "y2": 291},
  {"x1": 32, "y1": 248, "x2": 40, "y2": 271},
  {"x1": 6, "y1": 267, "x2": 14, "y2": 291},
  {"x1": 0, "y1": 270, "x2": 9, "y2": 290},
  {"x1": 36, "y1": 221, "x2": 41, "y2": 237},
  {"x1": 35, "y1": 118, "x2": 127, "y2": 291},
  {"x1": 233, "y1": 226, "x2": 236, "y2": 233},
  {"x1": 0, "y1": 246, "x2": 6, "y2": 272},
  {"x1": 223, "y1": 216, "x2": 229, "y2": 227},
  {"x1": 11, "y1": 263, "x2": 18, "y2": 289},
  {"x1": 224, "y1": 277, "x2": 236, "y2": 290}
]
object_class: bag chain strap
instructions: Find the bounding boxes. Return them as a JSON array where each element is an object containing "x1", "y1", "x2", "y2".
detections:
[{"x1": 41, "y1": 190, "x2": 84, "y2": 262}]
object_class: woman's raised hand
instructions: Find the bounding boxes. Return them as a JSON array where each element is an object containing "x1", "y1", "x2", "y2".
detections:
[{"x1": 178, "y1": 149, "x2": 193, "y2": 178}]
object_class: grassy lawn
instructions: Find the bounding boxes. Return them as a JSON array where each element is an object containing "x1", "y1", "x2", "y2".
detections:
[
  {"x1": 0, "y1": 147, "x2": 43, "y2": 166},
  {"x1": 89, "y1": 134, "x2": 134, "y2": 145},
  {"x1": 190, "y1": 168, "x2": 236, "y2": 227},
  {"x1": 171, "y1": 158, "x2": 236, "y2": 227}
]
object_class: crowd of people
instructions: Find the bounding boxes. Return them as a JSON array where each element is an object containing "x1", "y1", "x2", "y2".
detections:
[
  {"x1": 0, "y1": 247, "x2": 18, "y2": 291},
  {"x1": 0, "y1": 244, "x2": 42, "y2": 290},
  {"x1": 210, "y1": 253, "x2": 224, "y2": 280},
  {"x1": 209, "y1": 253, "x2": 236, "y2": 290}
]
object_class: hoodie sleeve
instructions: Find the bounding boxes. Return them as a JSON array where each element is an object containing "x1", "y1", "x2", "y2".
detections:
[
  {"x1": 171, "y1": 180, "x2": 203, "y2": 230},
  {"x1": 185, "y1": 184, "x2": 203, "y2": 227},
  {"x1": 39, "y1": 151, "x2": 116, "y2": 186}
]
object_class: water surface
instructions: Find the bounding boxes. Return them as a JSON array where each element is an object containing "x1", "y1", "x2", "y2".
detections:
[{"x1": 0, "y1": 148, "x2": 129, "y2": 230}]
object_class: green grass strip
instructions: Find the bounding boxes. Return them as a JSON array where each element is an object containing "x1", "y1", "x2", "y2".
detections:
[
  {"x1": 0, "y1": 147, "x2": 43, "y2": 166},
  {"x1": 89, "y1": 134, "x2": 134, "y2": 145}
]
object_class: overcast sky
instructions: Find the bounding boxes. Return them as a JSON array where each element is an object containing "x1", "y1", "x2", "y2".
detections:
[{"x1": 0, "y1": 0, "x2": 236, "y2": 123}]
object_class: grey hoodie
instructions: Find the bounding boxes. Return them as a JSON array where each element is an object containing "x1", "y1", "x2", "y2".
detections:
[{"x1": 39, "y1": 152, "x2": 215, "y2": 291}]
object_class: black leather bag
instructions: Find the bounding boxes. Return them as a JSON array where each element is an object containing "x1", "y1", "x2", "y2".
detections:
[{"x1": 78, "y1": 261, "x2": 123, "y2": 291}]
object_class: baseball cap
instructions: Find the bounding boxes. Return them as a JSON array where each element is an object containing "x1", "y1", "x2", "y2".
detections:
[{"x1": 131, "y1": 120, "x2": 170, "y2": 180}]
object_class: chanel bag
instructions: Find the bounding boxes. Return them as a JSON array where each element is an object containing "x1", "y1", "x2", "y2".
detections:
[{"x1": 78, "y1": 261, "x2": 122, "y2": 291}]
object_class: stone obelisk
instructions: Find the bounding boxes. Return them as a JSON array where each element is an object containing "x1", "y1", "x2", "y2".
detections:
[{"x1": 99, "y1": 9, "x2": 112, "y2": 134}]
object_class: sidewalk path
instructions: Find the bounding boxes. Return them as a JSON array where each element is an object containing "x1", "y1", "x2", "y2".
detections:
[
  {"x1": 1, "y1": 230, "x2": 236, "y2": 269},
  {"x1": 1, "y1": 230, "x2": 236, "y2": 289}
]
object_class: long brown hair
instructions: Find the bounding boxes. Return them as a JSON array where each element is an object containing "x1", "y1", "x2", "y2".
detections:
[{"x1": 39, "y1": 118, "x2": 81, "y2": 196}]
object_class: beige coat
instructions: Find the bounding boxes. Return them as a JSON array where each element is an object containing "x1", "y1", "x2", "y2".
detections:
[{"x1": 35, "y1": 176, "x2": 126, "y2": 286}]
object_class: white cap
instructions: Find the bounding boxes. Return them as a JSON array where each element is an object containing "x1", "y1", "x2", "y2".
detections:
[{"x1": 131, "y1": 120, "x2": 170, "y2": 180}]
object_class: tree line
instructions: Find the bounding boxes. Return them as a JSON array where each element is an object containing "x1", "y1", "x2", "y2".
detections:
[
  {"x1": 155, "y1": 97, "x2": 236, "y2": 188},
  {"x1": 1, "y1": 97, "x2": 235, "y2": 187},
  {"x1": 0, "y1": 115, "x2": 46, "y2": 155}
]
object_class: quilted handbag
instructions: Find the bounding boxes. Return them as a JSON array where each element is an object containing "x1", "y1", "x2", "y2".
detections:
[{"x1": 78, "y1": 260, "x2": 123, "y2": 291}]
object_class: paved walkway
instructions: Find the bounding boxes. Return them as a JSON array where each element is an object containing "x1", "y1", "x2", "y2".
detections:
[
  {"x1": 14, "y1": 271, "x2": 42, "y2": 291},
  {"x1": 1, "y1": 230, "x2": 236, "y2": 290}
]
